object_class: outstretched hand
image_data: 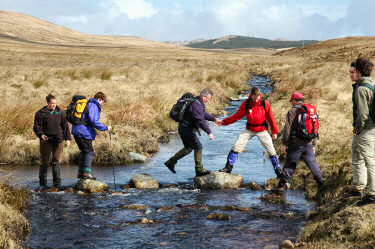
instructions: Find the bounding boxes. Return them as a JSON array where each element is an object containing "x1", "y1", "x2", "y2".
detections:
[{"x1": 214, "y1": 118, "x2": 222, "y2": 127}]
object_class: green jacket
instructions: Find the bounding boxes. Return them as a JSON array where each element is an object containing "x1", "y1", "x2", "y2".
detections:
[{"x1": 355, "y1": 77, "x2": 375, "y2": 133}]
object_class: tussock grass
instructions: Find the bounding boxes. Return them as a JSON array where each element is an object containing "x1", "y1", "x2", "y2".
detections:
[
  {"x1": 0, "y1": 170, "x2": 29, "y2": 248},
  {"x1": 0, "y1": 43, "x2": 254, "y2": 165}
]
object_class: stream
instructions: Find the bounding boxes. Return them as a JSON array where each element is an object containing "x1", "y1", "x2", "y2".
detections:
[{"x1": 11, "y1": 76, "x2": 314, "y2": 249}]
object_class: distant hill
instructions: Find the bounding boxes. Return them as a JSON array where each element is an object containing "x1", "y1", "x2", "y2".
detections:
[
  {"x1": 184, "y1": 35, "x2": 319, "y2": 49},
  {"x1": 0, "y1": 10, "x2": 168, "y2": 48}
]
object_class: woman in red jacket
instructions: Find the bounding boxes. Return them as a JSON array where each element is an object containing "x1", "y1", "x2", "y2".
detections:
[{"x1": 217, "y1": 86, "x2": 282, "y2": 177}]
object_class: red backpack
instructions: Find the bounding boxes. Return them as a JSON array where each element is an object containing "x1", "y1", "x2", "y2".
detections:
[{"x1": 295, "y1": 103, "x2": 319, "y2": 139}]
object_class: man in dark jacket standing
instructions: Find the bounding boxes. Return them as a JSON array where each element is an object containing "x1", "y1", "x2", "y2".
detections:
[
  {"x1": 71, "y1": 92, "x2": 112, "y2": 180},
  {"x1": 278, "y1": 92, "x2": 323, "y2": 189},
  {"x1": 33, "y1": 94, "x2": 71, "y2": 188},
  {"x1": 164, "y1": 88, "x2": 219, "y2": 176}
]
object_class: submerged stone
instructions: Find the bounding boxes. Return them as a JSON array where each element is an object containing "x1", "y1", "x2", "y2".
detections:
[
  {"x1": 122, "y1": 204, "x2": 148, "y2": 210},
  {"x1": 206, "y1": 213, "x2": 231, "y2": 220},
  {"x1": 128, "y1": 152, "x2": 148, "y2": 163},
  {"x1": 130, "y1": 174, "x2": 159, "y2": 189},
  {"x1": 194, "y1": 171, "x2": 243, "y2": 189},
  {"x1": 75, "y1": 179, "x2": 109, "y2": 193}
]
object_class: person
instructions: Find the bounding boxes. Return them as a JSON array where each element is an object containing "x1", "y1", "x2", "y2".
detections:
[
  {"x1": 350, "y1": 61, "x2": 359, "y2": 134},
  {"x1": 164, "y1": 88, "x2": 220, "y2": 177},
  {"x1": 347, "y1": 57, "x2": 375, "y2": 206},
  {"x1": 33, "y1": 94, "x2": 71, "y2": 188},
  {"x1": 71, "y1": 92, "x2": 112, "y2": 180},
  {"x1": 277, "y1": 92, "x2": 323, "y2": 189},
  {"x1": 217, "y1": 86, "x2": 282, "y2": 177}
]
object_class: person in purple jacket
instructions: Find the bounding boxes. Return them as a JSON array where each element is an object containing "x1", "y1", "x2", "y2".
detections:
[
  {"x1": 164, "y1": 88, "x2": 220, "y2": 176},
  {"x1": 72, "y1": 92, "x2": 112, "y2": 180}
]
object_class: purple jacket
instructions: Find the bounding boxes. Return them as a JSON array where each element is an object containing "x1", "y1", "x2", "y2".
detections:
[
  {"x1": 181, "y1": 96, "x2": 216, "y2": 134},
  {"x1": 71, "y1": 98, "x2": 108, "y2": 140}
]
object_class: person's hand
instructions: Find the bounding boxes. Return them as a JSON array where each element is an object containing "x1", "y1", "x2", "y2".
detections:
[
  {"x1": 209, "y1": 133, "x2": 214, "y2": 140},
  {"x1": 214, "y1": 119, "x2": 222, "y2": 127},
  {"x1": 41, "y1": 135, "x2": 48, "y2": 142},
  {"x1": 65, "y1": 140, "x2": 71, "y2": 147},
  {"x1": 283, "y1": 145, "x2": 287, "y2": 155},
  {"x1": 107, "y1": 126, "x2": 112, "y2": 132},
  {"x1": 313, "y1": 146, "x2": 316, "y2": 154},
  {"x1": 272, "y1": 134, "x2": 277, "y2": 141}
]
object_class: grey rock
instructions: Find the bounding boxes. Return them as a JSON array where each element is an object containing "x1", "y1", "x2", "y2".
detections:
[
  {"x1": 130, "y1": 174, "x2": 159, "y2": 189},
  {"x1": 128, "y1": 152, "x2": 148, "y2": 163},
  {"x1": 194, "y1": 172, "x2": 243, "y2": 189},
  {"x1": 75, "y1": 179, "x2": 109, "y2": 193},
  {"x1": 279, "y1": 240, "x2": 294, "y2": 249}
]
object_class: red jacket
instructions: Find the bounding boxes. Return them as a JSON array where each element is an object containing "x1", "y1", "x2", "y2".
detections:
[{"x1": 222, "y1": 94, "x2": 278, "y2": 134}]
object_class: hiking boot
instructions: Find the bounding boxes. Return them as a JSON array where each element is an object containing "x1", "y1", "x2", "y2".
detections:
[
  {"x1": 39, "y1": 165, "x2": 48, "y2": 187},
  {"x1": 78, "y1": 173, "x2": 96, "y2": 180},
  {"x1": 357, "y1": 195, "x2": 375, "y2": 206},
  {"x1": 344, "y1": 190, "x2": 363, "y2": 198},
  {"x1": 52, "y1": 165, "x2": 61, "y2": 188},
  {"x1": 164, "y1": 158, "x2": 176, "y2": 174},
  {"x1": 195, "y1": 168, "x2": 211, "y2": 177},
  {"x1": 270, "y1": 155, "x2": 283, "y2": 178},
  {"x1": 219, "y1": 163, "x2": 233, "y2": 173}
]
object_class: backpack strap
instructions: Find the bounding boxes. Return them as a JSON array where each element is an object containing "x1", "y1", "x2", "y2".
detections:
[{"x1": 361, "y1": 83, "x2": 375, "y2": 92}]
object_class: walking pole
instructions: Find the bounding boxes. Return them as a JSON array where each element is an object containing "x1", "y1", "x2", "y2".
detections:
[{"x1": 109, "y1": 130, "x2": 116, "y2": 191}]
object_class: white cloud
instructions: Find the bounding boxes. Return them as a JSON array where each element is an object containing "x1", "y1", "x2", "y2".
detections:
[
  {"x1": 0, "y1": 0, "x2": 374, "y2": 41},
  {"x1": 112, "y1": 0, "x2": 158, "y2": 19}
]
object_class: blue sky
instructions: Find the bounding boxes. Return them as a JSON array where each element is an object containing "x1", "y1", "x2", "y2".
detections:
[{"x1": 0, "y1": 0, "x2": 373, "y2": 41}]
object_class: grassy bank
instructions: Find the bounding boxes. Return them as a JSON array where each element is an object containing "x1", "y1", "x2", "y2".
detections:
[
  {"x1": 247, "y1": 37, "x2": 375, "y2": 248},
  {"x1": 0, "y1": 170, "x2": 29, "y2": 248},
  {"x1": 0, "y1": 42, "x2": 273, "y2": 165}
]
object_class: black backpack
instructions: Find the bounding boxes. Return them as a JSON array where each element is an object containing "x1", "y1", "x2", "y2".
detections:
[
  {"x1": 170, "y1": 92, "x2": 196, "y2": 122},
  {"x1": 65, "y1": 95, "x2": 99, "y2": 125},
  {"x1": 360, "y1": 83, "x2": 375, "y2": 122}
]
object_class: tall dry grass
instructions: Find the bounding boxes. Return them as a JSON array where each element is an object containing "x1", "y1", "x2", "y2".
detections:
[
  {"x1": 0, "y1": 44, "x2": 262, "y2": 165},
  {"x1": 0, "y1": 170, "x2": 29, "y2": 249}
]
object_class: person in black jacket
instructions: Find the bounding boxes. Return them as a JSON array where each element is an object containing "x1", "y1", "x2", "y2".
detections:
[
  {"x1": 164, "y1": 88, "x2": 220, "y2": 177},
  {"x1": 33, "y1": 94, "x2": 71, "y2": 188}
]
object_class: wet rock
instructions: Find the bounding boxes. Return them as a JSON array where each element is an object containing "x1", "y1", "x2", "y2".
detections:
[
  {"x1": 75, "y1": 179, "x2": 109, "y2": 193},
  {"x1": 157, "y1": 134, "x2": 170, "y2": 143},
  {"x1": 128, "y1": 152, "x2": 148, "y2": 163},
  {"x1": 121, "y1": 184, "x2": 130, "y2": 189},
  {"x1": 248, "y1": 182, "x2": 262, "y2": 190},
  {"x1": 259, "y1": 192, "x2": 285, "y2": 205},
  {"x1": 223, "y1": 204, "x2": 251, "y2": 212},
  {"x1": 194, "y1": 172, "x2": 243, "y2": 189},
  {"x1": 140, "y1": 217, "x2": 154, "y2": 224},
  {"x1": 157, "y1": 206, "x2": 174, "y2": 211},
  {"x1": 38, "y1": 187, "x2": 60, "y2": 193},
  {"x1": 130, "y1": 174, "x2": 159, "y2": 189},
  {"x1": 160, "y1": 242, "x2": 169, "y2": 246},
  {"x1": 164, "y1": 184, "x2": 178, "y2": 188},
  {"x1": 279, "y1": 240, "x2": 294, "y2": 248},
  {"x1": 206, "y1": 213, "x2": 231, "y2": 220},
  {"x1": 122, "y1": 204, "x2": 148, "y2": 210},
  {"x1": 64, "y1": 187, "x2": 74, "y2": 193}
]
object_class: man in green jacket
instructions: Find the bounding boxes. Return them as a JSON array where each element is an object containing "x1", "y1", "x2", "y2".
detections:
[{"x1": 348, "y1": 57, "x2": 375, "y2": 206}]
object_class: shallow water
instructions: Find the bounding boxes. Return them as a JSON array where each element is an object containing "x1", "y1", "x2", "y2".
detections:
[{"x1": 11, "y1": 76, "x2": 314, "y2": 249}]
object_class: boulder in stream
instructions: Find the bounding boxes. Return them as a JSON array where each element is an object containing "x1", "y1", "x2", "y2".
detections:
[
  {"x1": 130, "y1": 174, "x2": 159, "y2": 189},
  {"x1": 194, "y1": 171, "x2": 243, "y2": 189},
  {"x1": 128, "y1": 152, "x2": 148, "y2": 163},
  {"x1": 75, "y1": 179, "x2": 109, "y2": 193}
]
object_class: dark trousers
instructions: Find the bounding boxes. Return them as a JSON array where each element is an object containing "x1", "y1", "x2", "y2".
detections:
[
  {"x1": 280, "y1": 144, "x2": 323, "y2": 186},
  {"x1": 74, "y1": 136, "x2": 94, "y2": 174},
  {"x1": 40, "y1": 141, "x2": 64, "y2": 165},
  {"x1": 178, "y1": 124, "x2": 202, "y2": 152}
]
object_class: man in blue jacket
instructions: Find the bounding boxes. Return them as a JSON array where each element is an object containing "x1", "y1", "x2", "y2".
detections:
[
  {"x1": 72, "y1": 92, "x2": 112, "y2": 180},
  {"x1": 164, "y1": 88, "x2": 219, "y2": 176}
]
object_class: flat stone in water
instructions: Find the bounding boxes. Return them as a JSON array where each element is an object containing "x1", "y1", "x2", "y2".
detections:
[
  {"x1": 75, "y1": 179, "x2": 109, "y2": 193},
  {"x1": 194, "y1": 171, "x2": 243, "y2": 189},
  {"x1": 130, "y1": 173, "x2": 159, "y2": 189},
  {"x1": 128, "y1": 152, "x2": 148, "y2": 163}
]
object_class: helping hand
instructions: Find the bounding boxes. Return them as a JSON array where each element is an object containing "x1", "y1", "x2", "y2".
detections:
[{"x1": 214, "y1": 119, "x2": 222, "y2": 127}]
